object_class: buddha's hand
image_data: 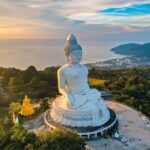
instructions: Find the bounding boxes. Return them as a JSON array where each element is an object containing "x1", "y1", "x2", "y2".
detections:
[{"x1": 66, "y1": 93, "x2": 74, "y2": 107}]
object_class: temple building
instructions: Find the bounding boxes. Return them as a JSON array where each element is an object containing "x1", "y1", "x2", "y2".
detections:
[{"x1": 20, "y1": 95, "x2": 34, "y2": 117}]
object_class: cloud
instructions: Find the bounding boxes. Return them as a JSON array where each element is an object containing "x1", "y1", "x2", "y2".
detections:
[
  {"x1": 2, "y1": 0, "x2": 150, "y2": 25},
  {"x1": 67, "y1": 13, "x2": 150, "y2": 27},
  {"x1": 100, "y1": 3, "x2": 150, "y2": 16},
  {"x1": 66, "y1": 2, "x2": 150, "y2": 26},
  {"x1": 0, "y1": 1, "x2": 64, "y2": 39},
  {"x1": 0, "y1": 0, "x2": 150, "y2": 40},
  {"x1": 33, "y1": 0, "x2": 150, "y2": 26}
]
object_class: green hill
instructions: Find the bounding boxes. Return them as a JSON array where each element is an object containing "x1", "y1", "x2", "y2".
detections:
[{"x1": 111, "y1": 42, "x2": 150, "y2": 57}]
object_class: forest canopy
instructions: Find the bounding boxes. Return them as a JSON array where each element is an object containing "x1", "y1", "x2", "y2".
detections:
[{"x1": 0, "y1": 66, "x2": 150, "y2": 117}]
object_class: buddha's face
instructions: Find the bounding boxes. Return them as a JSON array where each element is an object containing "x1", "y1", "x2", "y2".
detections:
[{"x1": 67, "y1": 50, "x2": 82, "y2": 64}]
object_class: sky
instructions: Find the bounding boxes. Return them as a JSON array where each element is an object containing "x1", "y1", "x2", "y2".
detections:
[{"x1": 0, "y1": 0, "x2": 150, "y2": 69}]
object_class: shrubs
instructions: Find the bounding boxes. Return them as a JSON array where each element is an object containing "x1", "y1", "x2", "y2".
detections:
[
  {"x1": 0, "y1": 66, "x2": 59, "y2": 102},
  {"x1": 105, "y1": 68, "x2": 150, "y2": 117},
  {"x1": 0, "y1": 117, "x2": 85, "y2": 150},
  {"x1": 37, "y1": 129, "x2": 85, "y2": 150}
]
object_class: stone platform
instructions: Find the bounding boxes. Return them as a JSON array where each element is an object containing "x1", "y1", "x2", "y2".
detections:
[
  {"x1": 23, "y1": 101, "x2": 150, "y2": 150},
  {"x1": 87, "y1": 101, "x2": 150, "y2": 150},
  {"x1": 44, "y1": 108, "x2": 118, "y2": 139}
]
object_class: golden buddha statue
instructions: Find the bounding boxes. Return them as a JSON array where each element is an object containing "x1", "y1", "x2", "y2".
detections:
[{"x1": 20, "y1": 95, "x2": 34, "y2": 116}]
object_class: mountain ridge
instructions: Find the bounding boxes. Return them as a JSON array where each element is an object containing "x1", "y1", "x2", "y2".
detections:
[{"x1": 111, "y1": 42, "x2": 150, "y2": 57}]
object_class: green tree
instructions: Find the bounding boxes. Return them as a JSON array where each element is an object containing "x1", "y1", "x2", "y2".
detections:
[
  {"x1": 9, "y1": 102, "x2": 21, "y2": 115},
  {"x1": 7, "y1": 77, "x2": 24, "y2": 99},
  {"x1": 39, "y1": 98, "x2": 49, "y2": 111},
  {"x1": 9, "y1": 102, "x2": 21, "y2": 123},
  {"x1": 0, "y1": 117, "x2": 12, "y2": 149},
  {"x1": 10, "y1": 126, "x2": 37, "y2": 148},
  {"x1": 38, "y1": 129, "x2": 85, "y2": 150}
]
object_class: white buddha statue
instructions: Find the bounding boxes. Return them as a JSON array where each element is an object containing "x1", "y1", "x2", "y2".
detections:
[{"x1": 50, "y1": 34, "x2": 110, "y2": 127}]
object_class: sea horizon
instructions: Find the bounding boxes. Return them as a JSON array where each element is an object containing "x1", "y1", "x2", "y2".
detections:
[{"x1": 0, "y1": 39, "x2": 126, "y2": 70}]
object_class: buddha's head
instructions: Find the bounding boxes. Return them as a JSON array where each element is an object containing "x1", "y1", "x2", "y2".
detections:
[{"x1": 64, "y1": 34, "x2": 82, "y2": 64}]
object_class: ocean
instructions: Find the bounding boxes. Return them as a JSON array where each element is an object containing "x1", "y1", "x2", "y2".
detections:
[{"x1": 0, "y1": 39, "x2": 123, "y2": 70}]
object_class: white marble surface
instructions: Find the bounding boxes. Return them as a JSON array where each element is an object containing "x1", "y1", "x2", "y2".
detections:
[
  {"x1": 50, "y1": 34, "x2": 110, "y2": 127},
  {"x1": 50, "y1": 96, "x2": 110, "y2": 127}
]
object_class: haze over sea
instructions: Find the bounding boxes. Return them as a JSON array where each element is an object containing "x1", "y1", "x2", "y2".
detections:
[{"x1": 0, "y1": 39, "x2": 124, "y2": 70}]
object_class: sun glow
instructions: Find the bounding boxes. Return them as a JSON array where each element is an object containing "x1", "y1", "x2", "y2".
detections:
[{"x1": 0, "y1": 27, "x2": 27, "y2": 39}]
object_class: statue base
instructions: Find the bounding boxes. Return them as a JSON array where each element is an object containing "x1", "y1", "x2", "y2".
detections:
[
  {"x1": 50, "y1": 96, "x2": 111, "y2": 127},
  {"x1": 44, "y1": 108, "x2": 118, "y2": 140}
]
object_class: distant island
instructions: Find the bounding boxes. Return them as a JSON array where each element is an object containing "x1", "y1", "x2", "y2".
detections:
[{"x1": 87, "y1": 42, "x2": 150, "y2": 69}]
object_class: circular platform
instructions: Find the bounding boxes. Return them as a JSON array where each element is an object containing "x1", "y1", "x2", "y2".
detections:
[
  {"x1": 24, "y1": 101, "x2": 150, "y2": 150},
  {"x1": 44, "y1": 108, "x2": 118, "y2": 139}
]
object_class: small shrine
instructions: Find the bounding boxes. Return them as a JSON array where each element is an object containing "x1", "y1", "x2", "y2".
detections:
[{"x1": 20, "y1": 95, "x2": 34, "y2": 117}]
